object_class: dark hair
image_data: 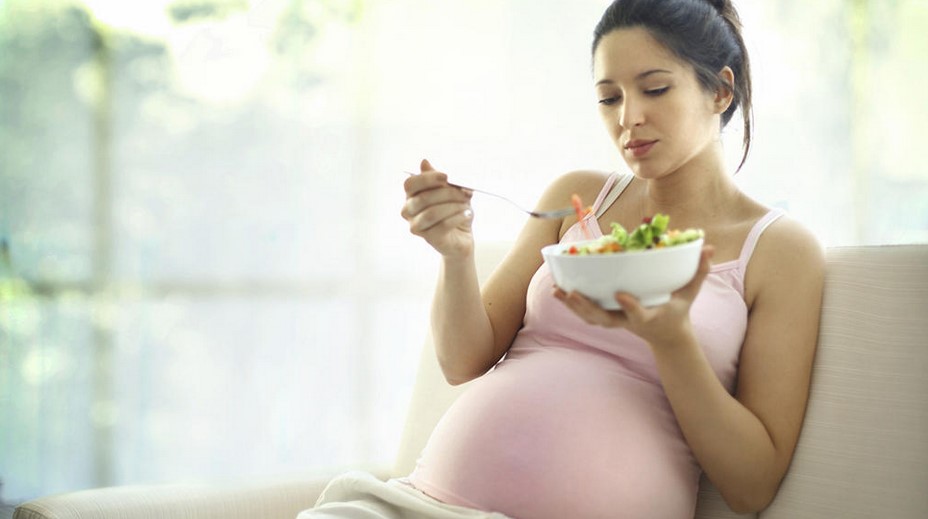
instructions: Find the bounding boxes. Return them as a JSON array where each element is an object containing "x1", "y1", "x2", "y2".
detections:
[{"x1": 592, "y1": 0, "x2": 753, "y2": 171}]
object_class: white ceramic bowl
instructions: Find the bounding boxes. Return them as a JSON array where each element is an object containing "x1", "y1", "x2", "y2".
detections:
[{"x1": 541, "y1": 237, "x2": 704, "y2": 309}]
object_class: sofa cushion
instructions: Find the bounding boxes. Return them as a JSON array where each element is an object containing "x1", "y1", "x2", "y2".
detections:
[
  {"x1": 13, "y1": 477, "x2": 331, "y2": 519},
  {"x1": 760, "y1": 245, "x2": 928, "y2": 518}
]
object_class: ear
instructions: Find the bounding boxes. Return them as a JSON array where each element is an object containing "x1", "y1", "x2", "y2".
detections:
[{"x1": 714, "y1": 66, "x2": 735, "y2": 114}]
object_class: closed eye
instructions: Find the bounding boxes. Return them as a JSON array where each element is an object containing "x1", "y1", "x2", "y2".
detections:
[
  {"x1": 598, "y1": 96, "x2": 621, "y2": 106},
  {"x1": 645, "y1": 86, "x2": 670, "y2": 96}
]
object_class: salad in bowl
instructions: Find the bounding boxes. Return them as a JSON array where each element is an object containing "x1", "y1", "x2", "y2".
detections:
[{"x1": 542, "y1": 214, "x2": 705, "y2": 309}]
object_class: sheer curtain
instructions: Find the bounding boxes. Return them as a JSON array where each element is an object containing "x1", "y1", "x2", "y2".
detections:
[{"x1": 1, "y1": 0, "x2": 926, "y2": 508}]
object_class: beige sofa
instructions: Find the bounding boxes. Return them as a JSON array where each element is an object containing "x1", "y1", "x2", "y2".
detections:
[{"x1": 15, "y1": 244, "x2": 928, "y2": 519}]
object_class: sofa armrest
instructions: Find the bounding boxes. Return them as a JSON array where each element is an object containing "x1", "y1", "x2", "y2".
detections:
[{"x1": 13, "y1": 475, "x2": 340, "y2": 519}]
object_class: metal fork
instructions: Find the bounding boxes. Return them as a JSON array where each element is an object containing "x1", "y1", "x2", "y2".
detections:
[{"x1": 404, "y1": 172, "x2": 576, "y2": 219}]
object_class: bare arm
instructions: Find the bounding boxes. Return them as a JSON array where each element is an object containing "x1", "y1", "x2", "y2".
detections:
[
  {"x1": 701, "y1": 219, "x2": 823, "y2": 511},
  {"x1": 428, "y1": 252, "x2": 494, "y2": 385},
  {"x1": 642, "y1": 219, "x2": 823, "y2": 512},
  {"x1": 404, "y1": 162, "x2": 604, "y2": 384}
]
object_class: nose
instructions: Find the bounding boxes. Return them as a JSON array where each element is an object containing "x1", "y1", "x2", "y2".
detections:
[{"x1": 619, "y1": 98, "x2": 644, "y2": 128}]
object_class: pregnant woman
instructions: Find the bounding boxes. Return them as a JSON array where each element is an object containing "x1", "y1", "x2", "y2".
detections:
[{"x1": 302, "y1": 0, "x2": 824, "y2": 517}]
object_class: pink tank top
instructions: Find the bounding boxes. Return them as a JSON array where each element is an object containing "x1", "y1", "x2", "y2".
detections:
[{"x1": 409, "y1": 174, "x2": 785, "y2": 519}]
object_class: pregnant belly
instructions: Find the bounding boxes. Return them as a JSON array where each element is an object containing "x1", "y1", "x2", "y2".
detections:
[{"x1": 409, "y1": 345, "x2": 700, "y2": 519}]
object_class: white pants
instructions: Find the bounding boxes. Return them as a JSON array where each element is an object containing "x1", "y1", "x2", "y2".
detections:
[{"x1": 297, "y1": 471, "x2": 511, "y2": 519}]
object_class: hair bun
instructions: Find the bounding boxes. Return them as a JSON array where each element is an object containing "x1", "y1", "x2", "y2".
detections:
[{"x1": 705, "y1": 0, "x2": 727, "y2": 12}]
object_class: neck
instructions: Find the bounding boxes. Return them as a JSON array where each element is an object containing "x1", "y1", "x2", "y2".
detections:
[{"x1": 640, "y1": 144, "x2": 738, "y2": 221}]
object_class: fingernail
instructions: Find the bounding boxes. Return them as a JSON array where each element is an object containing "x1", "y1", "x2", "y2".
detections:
[{"x1": 463, "y1": 209, "x2": 473, "y2": 219}]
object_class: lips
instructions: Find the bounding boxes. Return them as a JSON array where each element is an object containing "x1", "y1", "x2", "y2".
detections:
[{"x1": 624, "y1": 139, "x2": 657, "y2": 158}]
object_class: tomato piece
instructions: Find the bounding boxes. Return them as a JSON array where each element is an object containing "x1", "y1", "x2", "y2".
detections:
[
  {"x1": 571, "y1": 194, "x2": 585, "y2": 220},
  {"x1": 571, "y1": 193, "x2": 593, "y2": 240}
]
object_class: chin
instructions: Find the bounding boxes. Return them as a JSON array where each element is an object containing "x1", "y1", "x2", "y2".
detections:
[{"x1": 626, "y1": 162, "x2": 667, "y2": 180}]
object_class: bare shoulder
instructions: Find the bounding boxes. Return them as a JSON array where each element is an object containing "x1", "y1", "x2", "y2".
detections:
[
  {"x1": 496, "y1": 169, "x2": 614, "y2": 259},
  {"x1": 757, "y1": 215, "x2": 824, "y2": 270},
  {"x1": 746, "y1": 214, "x2": 825, "y2": 305},
  {"x1": 535, "y1": 169, "x2": 613, "y2": 210}
]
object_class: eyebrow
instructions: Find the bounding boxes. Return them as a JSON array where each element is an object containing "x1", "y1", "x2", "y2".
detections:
[{"x1": 595, "y1": 69, "x2": 673, "y2": 86}]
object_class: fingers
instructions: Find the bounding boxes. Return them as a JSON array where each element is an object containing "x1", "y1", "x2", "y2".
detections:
[
  {"x1": 401, "y1": 187, "x2": 473, "y2": 236},
  {"x1": 405, "y1": 158, "x2": 448, "y2": 196},
  {"x1": 404, "y1": 169, "x2": 448, "y2": 198},
  {"x1": 614, "y1": 292, "x2": 643, "y2": 317},
  {"x1": 401, "y1": 160, "x2": 473, "y2": 237},
  {"x1": 554, "y1": 288, "x2": 628, "y2": 328},
  {"x1": 407, "y1": 202, "x2": 474, "y2": 235},
  {"x1": 403, "y1": 182, "x2": 471, "y2": 216},
  {"x1": 402, "y1": 160, "x2": 473, "y2": 223}
]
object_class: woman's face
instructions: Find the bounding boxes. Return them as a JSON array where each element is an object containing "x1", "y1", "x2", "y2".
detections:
[{"x1": 592, "y1": 27, "x2": 724, "y2": 179}]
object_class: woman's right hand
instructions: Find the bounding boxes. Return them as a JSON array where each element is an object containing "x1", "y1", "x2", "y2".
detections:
[{"x1": 401, "y1": 159, "x2": 475, "y2": 258}]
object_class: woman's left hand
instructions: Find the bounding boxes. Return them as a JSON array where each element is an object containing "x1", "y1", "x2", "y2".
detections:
[{"x1": 553, "y1": 245, "x2": 715, "y2": 347}]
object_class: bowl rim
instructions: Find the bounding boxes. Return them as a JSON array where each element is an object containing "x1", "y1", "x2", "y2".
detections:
[{"x1": 542, "y1": 236, "x2": 704, "y2": 258}]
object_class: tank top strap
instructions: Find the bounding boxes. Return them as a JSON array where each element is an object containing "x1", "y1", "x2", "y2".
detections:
[
  {"x1": 737, "y1": 208, "x2": 786, "y2": 270},
  {"x1": 585, "y1": 173, "x2": 617, "y2": 218},
  {"x1": 593, "y1": 173, "x2": 634, "y2": 218}
]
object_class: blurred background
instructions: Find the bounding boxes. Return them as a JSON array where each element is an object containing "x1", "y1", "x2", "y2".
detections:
[{"x1": 1, "y1": 0, "x2": 926, "y2": 512}]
